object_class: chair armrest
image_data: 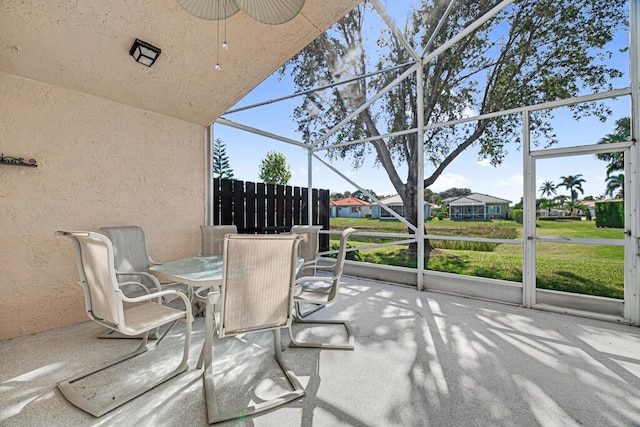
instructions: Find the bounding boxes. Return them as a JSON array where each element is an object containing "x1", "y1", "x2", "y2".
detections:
[
  {"x1": 295, "y1": 275, "x2": 327, "y2": 284},
  {"x1": 315, "y1": 263, "x2": 335, "y2": 270},
  {"x1": 116, "y1": 271, "x2": 162, "y2": 293},
  {"x1": 117, "y1": 281, "x2": 151, "y2": 296},
  {"x1": 120, "y1": 289, "x2": 193, "y2": 319}
]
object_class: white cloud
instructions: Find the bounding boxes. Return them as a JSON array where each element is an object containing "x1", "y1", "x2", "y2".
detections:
[
  {"x1": 462, "y1": 105, "x2": 478, "y2": 119},
  {"x1": 430, "y1": 172, "x2": 469, "y2": 192},
  {"x1": 497, "y1": 173, "x2": 523, "y2": 187}
]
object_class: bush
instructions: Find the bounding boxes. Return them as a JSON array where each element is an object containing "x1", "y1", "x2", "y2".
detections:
[
  {"x1": 595, "y1": 201, "x2": 624, "y2": 228},
  {"x1": 437, "y1": 213, "x2": 445, "y2": 220},
  {"x1": 328, "y1": 242, "x2": 363, "y2": 261},
  {"x1": 512, "y1": 209, "x2": 523, "y2": 224},
  {"x1": 426, "y1": 224, "x2": 518, "y2": 252},
  {"x1": 538, "y1": 216, "x2": 582, "y2": 221}
]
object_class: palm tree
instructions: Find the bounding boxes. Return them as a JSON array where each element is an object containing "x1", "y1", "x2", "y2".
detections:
[
  {"x1": 605, "y1": 173, "x2": 624, "y2": 199},
  {"x1": 596, "y1": 117, "x2": 630, "y2": 175},
  {"x1": 557, "y1": 174, "x2": 586, "y2": 213},
  {"x1": 539, "y1": 181, "x2": 557, "y2": 215},
  {"x1": 554, "y1": 194, "x2": 569, "y2": 207}
]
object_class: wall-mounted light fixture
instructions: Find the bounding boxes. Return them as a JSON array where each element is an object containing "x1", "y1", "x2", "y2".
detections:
[{"x1": 129, "y1": 39, "x2": 161, "y2": 67}]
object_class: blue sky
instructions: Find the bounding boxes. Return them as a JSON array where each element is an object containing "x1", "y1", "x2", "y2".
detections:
[{"x1": 214, "y1": 1, "x2": 631, "y2": 204}]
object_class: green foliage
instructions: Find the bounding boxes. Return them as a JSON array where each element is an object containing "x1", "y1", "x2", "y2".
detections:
[
  {"x1": 352, "y1": 189, "x2": 378, "y2": 202},
  {"x1": 596, "y1": 117, "x2": 630, "y2": 175},
  {"x1": 328, "y1": 242, "x2": 362, "y2": 261},
  {"x1": 330, "y1": 217, "x2": 624, "y2": 299},
  {"x1": 428, "y1": 224, "x2": 518, "y2": 252},
  {"x1": 605, "y1": 173, "x2": 624, "y2": 198},
  {"x1": 212, "y1": 138, "x2": 234, "y2": 179},
  {"x1": 281, "y1": 0, "x2": 626, "y2": 240},
  {"x1": 438, "y1": 188, "x2": 472, "y2": 201},
  {"x1": 557, "y1": 174, "x2": 586, "y2": 210},
  {"x1": 258, "y1": 151, "x2": 291, "y2": 185},
  {"x1": 538, "y1": 216, "x2": 582, "y2": 221},
  {"x1": 539, "y1": 181, "x2": 557, "y2": 199},
  {"x1": 512, "y1": 209, "x2": 523, "y2": 224},
  {"x1": 512, "y1": 198, "x2": 523, "y2": 209},
  {"x1": 595, "y1": 200, "x2": 624, "y2": 228}
]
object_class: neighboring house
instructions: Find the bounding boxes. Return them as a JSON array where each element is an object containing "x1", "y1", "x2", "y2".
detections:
[
  {"x1": 445, "y1": 193, "x2": 511, "y2": 220},
  {"x1": 538, "y1": 208, "x2": 569, "y2": 218},
  {"x1": 577, "y1": 199, "x2": 597, "y2": 219},
  {"x1": 370, "y1": 194, "x2": 434, "y2": 220},
  {"x1": 330, "y1": 196, "x2": 371, "y2": 218}
]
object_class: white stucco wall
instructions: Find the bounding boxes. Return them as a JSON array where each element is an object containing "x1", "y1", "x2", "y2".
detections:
[{"x1": 0, "y1": 72, "x2": 206, "y2": 339}]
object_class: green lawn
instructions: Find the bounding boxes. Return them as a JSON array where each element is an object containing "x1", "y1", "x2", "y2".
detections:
[{"x1": 329, "y1": 217, "x2": 625, "y2": 299}]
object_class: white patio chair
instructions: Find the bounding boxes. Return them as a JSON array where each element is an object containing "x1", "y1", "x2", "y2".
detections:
[
  {"x1": 99, "y1": 225, "x2": 186, "y2": 334},
  {"x1": 100, "y1": 225, "x2": 182, "y2": 293},
  {"x1": 200, "y1": 224, "x2": 237, "y2": 256},
  {"x1": 289, "y1": 227, "x2": 357, "y2": 350},
  {"x1": 290, "y1": 225, "x2": 324, "y2": 317},
  {"x1": 198, "y1": 234, "x2": 305, "y2": 424},
  {"x1": 55, "y1": 231, "x2": 193, "y2": 417}
]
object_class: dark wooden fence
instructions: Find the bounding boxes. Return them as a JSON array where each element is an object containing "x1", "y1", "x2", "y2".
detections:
[{"x1": 212, "y1": 178, "x2": 330, "y2": 250}]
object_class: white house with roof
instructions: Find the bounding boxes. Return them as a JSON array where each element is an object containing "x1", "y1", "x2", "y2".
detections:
[
  {"x1": 370, "y1": 194, "x2": 434, "y2": 220},
  {"x1": 330, "y1": 196, "x2": 372, "y2": 218},
  {"x1": 445, "y1": 193, "x2": 511, "y2": 220}
]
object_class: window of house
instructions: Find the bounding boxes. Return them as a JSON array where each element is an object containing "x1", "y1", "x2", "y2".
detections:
[
  {"x1": 487, "y1": 205, "x2": 501, "y2": 214},
  {"x1": 351, "y1": 207, "x2": 360, "y2": 213}
]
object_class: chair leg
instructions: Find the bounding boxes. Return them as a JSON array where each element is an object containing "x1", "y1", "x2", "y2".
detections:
[
  {"x1": 295, "y1": 301, "x2": 324, "y2": 318},
  {"x1": 202, "y1": 328, "x2": 305, "y2": 424},
  {"x1": 58, "y1": 317, "x2": 191, "y2": 417},
  {"x1": 97, "y1": 328, "x2": 160, "y2": 340},
  {"x1": 289, "y1": 316, "x2": 355, "y2": 350}
]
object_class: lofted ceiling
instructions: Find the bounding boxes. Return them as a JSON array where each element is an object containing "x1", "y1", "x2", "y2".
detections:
[{"x1": 0, "y1": 0, "x2": 361, "y2": 126}]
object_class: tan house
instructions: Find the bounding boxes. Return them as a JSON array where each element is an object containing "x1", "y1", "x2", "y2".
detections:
[
  {"x1": 445, "y1": 193, "x2": 511, "y2": 220},
  {"x1": 370, "y1": 194, "x2": 434, "y2": 220}
]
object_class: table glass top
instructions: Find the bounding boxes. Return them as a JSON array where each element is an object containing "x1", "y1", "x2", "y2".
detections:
[
  {"x1": 150, "y1": 255, "x2": 224, "y2": 282},
  {"x1": 150, "y1": 255, "x2": 304, "y2": 283}
]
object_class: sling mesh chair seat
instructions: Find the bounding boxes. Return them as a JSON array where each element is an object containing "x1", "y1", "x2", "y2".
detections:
[
  {"x1": 200, "y1": 225, "x2": 237, "y2": 256},
  {"x1": 290, "y1": 225, "x2": 324, "y2": 317},
  {"x1": 56, "y1": 230, "x2": 193, "y2": 417},
  {"x1": 289, "y1": 227, "x2": 357, "y2": 350},
  {"x1": 198, "y1": 234, "x2": 305, "y2": 424}
]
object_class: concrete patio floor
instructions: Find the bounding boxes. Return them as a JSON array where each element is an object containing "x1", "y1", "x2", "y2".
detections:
[{"x1": 2, "y1": 276, "x2": 640, "y2": 427}]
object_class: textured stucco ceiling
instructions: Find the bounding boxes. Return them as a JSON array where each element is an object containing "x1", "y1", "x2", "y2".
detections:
[{"x1": 0, "y1": 0, "x2": 360, "y2": 126}]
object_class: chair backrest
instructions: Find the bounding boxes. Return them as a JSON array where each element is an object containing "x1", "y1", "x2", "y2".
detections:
[
  {"x1": 290, "y1": 225, "x2": 323, "y2": 276},
  {"x1": 100, "y1": 226, "x2": 151, "y2": 273},
  {"x1": 327, "y1": 227, "x2": 357, "y2": 301},
  {"x1": 201, "y1": 225, "x2": 237, "y2": 256},
  {"x1": 219, "y1": 234, "x2": 301, "y2": 337},
  {"x1": 57, "y1": 231, "x2": 122, "y2": 327}
]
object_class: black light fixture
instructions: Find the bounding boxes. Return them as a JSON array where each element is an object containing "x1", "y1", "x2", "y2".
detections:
[{"x1": 129, "y1": 38, "x2": 161, "y2": 67}]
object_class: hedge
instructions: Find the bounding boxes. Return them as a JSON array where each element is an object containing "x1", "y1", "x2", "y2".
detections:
[{"x1": 595, "y1": 201, "x2": 624, "y2": 228}]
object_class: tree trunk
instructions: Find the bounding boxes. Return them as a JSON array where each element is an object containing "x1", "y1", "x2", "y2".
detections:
[{"x1": 403, "y1": 183, "x2": 433, "y2": 265}]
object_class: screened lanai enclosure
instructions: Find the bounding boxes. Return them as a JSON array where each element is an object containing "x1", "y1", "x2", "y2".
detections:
[
  {"x1": 3, "y1": 0, "x2": 640, "y2": 425},
  {"x1": 213, "y1": 0, "x2": 640, "y2": 326}
]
